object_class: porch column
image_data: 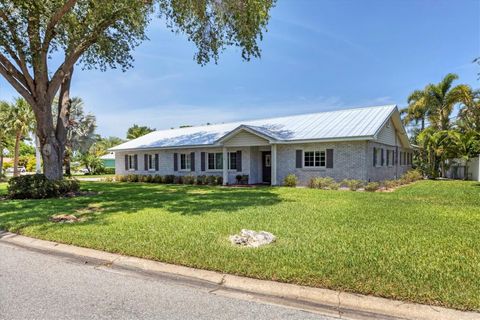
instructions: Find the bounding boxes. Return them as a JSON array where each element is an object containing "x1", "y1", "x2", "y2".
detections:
[
  {"x1": 222, "y1": 147, "x2": 228, "y2": 185},
  {"x1": 271, "y1": 144, "x2": 277, "y2": 186}
]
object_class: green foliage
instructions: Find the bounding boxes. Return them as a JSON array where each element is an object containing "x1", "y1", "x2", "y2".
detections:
[
  {"x1": 196, "y1": 175, "x2": 207, "y2": 185},
  {"x1": 1, "y1": 180, "x2": 479, "y2": 310},
  {"x1": 18, "y1": 142, "x2": 35, "y2": 156},
  {"x1": 7, "y1": 174, "x2": 79, "y2": 199},
  {"x1": 309, "y1": 177, "x2": 338, "y2": 190},
  {"x1": 341, "y1": 179, "x2": 364, "y2": 191},
  {"x1": 283, "y1": 174, "x2": 298, "y2": 187},
  {"x1": 126, "y1": 124, "x2": 155, "y2": 140},
  {"x1": 183, "y1": 175, "x2": 196, "y2": 185},
  {"x1": 382, "y1": 180, "x2": 399, "y2": 189},
  {"x1": 364, "y1": 182, "x2": 380, "y2": 192},
  {"x1": 78, "y1": 153, "x2": 105, "y2": 175}
]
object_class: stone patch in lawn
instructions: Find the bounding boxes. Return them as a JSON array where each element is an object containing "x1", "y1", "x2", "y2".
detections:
[{"x1": 229, "y1": 229, "x2": 276, "y2": 248}]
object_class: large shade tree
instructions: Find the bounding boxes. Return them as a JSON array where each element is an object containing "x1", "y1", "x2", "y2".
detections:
[
  {"x1": 127, "y1": 124, "x2": 155, "y2": 140},
  {"x1": 0, "y1": 0, "x2": 275, "y2": 180},
  {"x1": 0, "y1": 101, "x2": 14, "y2": 175}
]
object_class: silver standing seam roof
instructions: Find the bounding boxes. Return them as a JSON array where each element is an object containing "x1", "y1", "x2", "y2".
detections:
[{"x1": 110, "y1": 105, "x2": 405, "y2": 151}]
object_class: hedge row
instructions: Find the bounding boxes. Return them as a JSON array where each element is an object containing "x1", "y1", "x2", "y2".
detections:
[
  {"x1": 283, "y1": 170, "x2": 423, "y2": 192},
  {"x1": 113, "y1": 174, "x2": 224, "y2": 186}
]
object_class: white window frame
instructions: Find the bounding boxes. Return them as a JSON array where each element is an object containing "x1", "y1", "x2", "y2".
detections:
[
  {"x1": 180, "y1": 153, "x2": 191, "y2": 171},
  {"x1": 228, "y1": 152, "x2": 237, "y2": 170},
  {"x1": 207, "y1": 152, "x2": 223, "y2": 171},
  {"x1": 127, "y1": 154, "x2": 135, "y2": 171},
  {"x1": 303, "y1": 150, "x2": 326, "y2": 169},
  {"x1": 146, "y1": 154, "x2": 155, "y2": 171}
]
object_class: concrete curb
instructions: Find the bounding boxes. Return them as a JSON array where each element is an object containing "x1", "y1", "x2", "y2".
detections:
[{"x1": 1, "y1": 231, "x2": 478, "y2": 320}]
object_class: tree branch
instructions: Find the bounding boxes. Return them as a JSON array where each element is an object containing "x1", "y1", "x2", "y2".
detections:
[
  {"x1": 0, "y1": 52, "x2": 30, "y2": 90},
  {"x1": 0, "y1": 10, "x2": 35, "y2": 94},
  {"x1": 47, "y1": 11, "x2": 128, "y2": 98},
  {"x1": 0, "y1": 62, "x2": 35, "y2": 107},
  {"x1": 42, "y1": 0, "x2": 79, "y2": 53}
]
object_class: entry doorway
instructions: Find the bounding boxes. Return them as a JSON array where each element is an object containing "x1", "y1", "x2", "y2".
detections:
[{"x1": 262, "y1": 151, "x2": 271, "y2": 183}]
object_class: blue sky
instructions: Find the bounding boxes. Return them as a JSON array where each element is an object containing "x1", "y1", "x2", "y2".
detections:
[{"x1": 0, "y1": 0, "x2": 479, "y2": 138}]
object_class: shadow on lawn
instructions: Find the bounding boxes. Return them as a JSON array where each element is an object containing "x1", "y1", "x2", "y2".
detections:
[{"x1": 0, "y1": 183, "x2": 282, "y2": 231}]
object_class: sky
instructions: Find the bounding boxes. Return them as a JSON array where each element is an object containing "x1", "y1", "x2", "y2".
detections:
[{"x1": 0, "y1": 0, "x2": 479, "y2": 138}]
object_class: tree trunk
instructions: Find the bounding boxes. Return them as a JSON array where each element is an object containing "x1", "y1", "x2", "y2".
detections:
[
  {"x1": 0, "y1": 153, "x2": 3, "y2": 176},
  {"x1": 65, "y1": 150, "x2": 71, "y2": 176},
  {"x1": 13, "y1": 132, "x2": 21, "y2": 177}
]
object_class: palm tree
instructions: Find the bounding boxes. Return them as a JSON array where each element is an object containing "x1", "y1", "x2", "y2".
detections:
[
  {"x1": 402, "y1": 89, "x2": 430, "y2": 131},
  {"x1": 448, "y1": 130, "x2": 480, "y2": 180},
  {"x1": 126, "y1": 124, "x2": 155, "y2": 140},
  {"x1": 425, "y1": 73, "x2": 468, "y2": 130},
  {"x1": 0, "y1": 101, "x2": 14, "y2": 176},
  {"x1": 8, "y1": 98, "x2": 36, "y2": 177},
  {"x1": 417, "y1": 128, "x2": 456, "y2": 178},
  {"x1": 457, "y1": 86, "x2": 480, "y2": 132}
]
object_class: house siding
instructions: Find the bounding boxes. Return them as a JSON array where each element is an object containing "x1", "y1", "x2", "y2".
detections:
[{"x1": 223, "y1": 131, "x2": 269, "y2": 147}]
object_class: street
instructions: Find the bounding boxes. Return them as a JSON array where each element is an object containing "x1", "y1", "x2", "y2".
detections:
[{"x1": 0, "y1": 242, "x2": 335, "y2": 320}]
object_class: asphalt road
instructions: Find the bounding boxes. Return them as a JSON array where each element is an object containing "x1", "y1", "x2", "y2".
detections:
[{"x1": 0, "y1": 242, "x2": 336, "y2": 320}]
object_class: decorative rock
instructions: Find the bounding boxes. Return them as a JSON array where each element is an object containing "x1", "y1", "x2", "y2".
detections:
[{"x1": 229, "y1": 229, "x2": 276, "y2": 248}]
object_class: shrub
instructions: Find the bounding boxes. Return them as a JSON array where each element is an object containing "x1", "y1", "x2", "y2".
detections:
[
  {"x1": 153, "y1": 175, "x2": 163, "y2": 184},
  {"x1": 173, "y1": 175, "x2": 183, "y2": 184},
  {"x1": 7, "y1": 174, "x2": 80, "y2": 199},
  {"x1": 103, "y1": 167, "x2": 115, "y2": 174},
  {"x1": 196, "y1": 175, "x2": 207, "y2": 185},
  {"x1": 341, "y1": 179, "x2": 363, "y2": 191},
  {"x1": 241, "y1": 174, "x2": 249, "y2": 184},
  {"x1": 382, "y1": 179, "x2": 398, "y2": 189},
  {"x1": 126, "y1": 174, "x2": 139, "y2": 182},
  {"x1": 183, "y1": 175, "x2": 196, "y2": 185},
  {"x1": 283, "y1": 174, "x2": 298, "y2": 187},
  {"x1": 207, "y1": 175, "x2": 217, "y2": 186},
  {"x1": 309, "y1": 177, "x2": 337, "y2": 190},
  {"x1": 235, "y1": 174, "x2": 243, "y2": 184},
  {"x1": 364, "y1": 182, "x2": 380, "y2": 192},
  {"x1": 164, "y1": 175, "x2": 175, "y2": 184},
  {"x1": 0, "y1": 173, "x2": 8, "y2": 182},
  {"x1": 401, "y1": 170, "x2": 423, "y2": 183},
  {"x1": 216, "y1": 176, "x2": 223, "y2": 185}
]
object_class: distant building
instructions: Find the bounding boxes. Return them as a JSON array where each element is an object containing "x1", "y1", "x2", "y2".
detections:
[{"x1": 100, "y1": 152, "x2": 115, "y2": 169}]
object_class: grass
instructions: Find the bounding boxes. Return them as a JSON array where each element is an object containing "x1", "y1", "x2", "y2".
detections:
[{"x1": 0, "y1": 180, "x2": 479, "y2": 311}]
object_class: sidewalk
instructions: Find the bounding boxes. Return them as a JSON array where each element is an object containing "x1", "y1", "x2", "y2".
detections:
[{"x1": 1, "y1": 231, "x2": 478, "y2": 320}]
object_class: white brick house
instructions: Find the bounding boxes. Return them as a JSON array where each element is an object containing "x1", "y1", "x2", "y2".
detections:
[{"x1": 110, "y1": 105, "x2": 413, "y2": 185}]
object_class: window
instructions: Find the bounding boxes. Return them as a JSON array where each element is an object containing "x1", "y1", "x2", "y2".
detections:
[
  {"x1": 128, "y1": 154, "x2": 135, "y2": 170},
  {"x1": 304, "y1": 150, "x2": 325, "y2": 168},
  {"x1": 228, "y1": 152, "x2": 237, "y2": 170},
  {"x1": 146, "y1": 154, "x2": 155, "y2": 171},
  {"x1": 208, "y1": 152, "x2": 223, "y2": 170},
  {"x1": 180, "y1": 153, "x2": 191, "y2": 170}
]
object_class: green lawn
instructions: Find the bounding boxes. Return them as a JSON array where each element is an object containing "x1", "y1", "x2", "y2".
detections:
[{"x1": 0, "y1": 180, "x2": 479, "y2": 310}]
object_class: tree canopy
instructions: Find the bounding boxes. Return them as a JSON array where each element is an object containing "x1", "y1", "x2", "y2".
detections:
[
  {"x1": 0, "y1": 0, "x2": 275, "y2": 180},
  {"x1": 127, "y1": 124, "x2": 155, "y2": 140}
]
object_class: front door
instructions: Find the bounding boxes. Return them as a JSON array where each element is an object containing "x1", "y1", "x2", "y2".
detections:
[{"x1": 262, "y1": 151, "x2": 272, "y2": 183}]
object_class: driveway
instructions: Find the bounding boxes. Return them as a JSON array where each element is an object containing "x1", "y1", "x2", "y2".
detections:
[{"x1": 0, "y1": 242, "x2": 334, "y2": 320}]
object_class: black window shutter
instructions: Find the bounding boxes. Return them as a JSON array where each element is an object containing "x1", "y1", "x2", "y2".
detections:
[
  {"x1": 373, "y1": 148, "x2": 376, "y2": 166},
  {"x1": 326, "y1": 149, "x2": 334, "y2": 168},
  {"x1": 381, "y1": 149, "x2": 384, "y2": 166},
  {"x1": 173, "y1": 153, "x2": 178, "y2": 171},
  {"x1": 295, "y1": 150, "x2": 302, "y2": 168},
  {"x1": 125, "y1": 155, "x2": 128, "y2": 170},
  {"x1": 134, "y1": 154, "x2": 138, "y2": 170},
  {"x1": 144, "y1": 154, "x2": 148, "y2": 170},
  {"x1": 395, "y1": 147, "x2": 398, "y2": 165},
  {"x1": 201, "y1": 152, "x2": 206, "y2": 171},
  {"x1": 236, "y1": 150, "x2": 242, "y2": 172},
  {"x1": 190, "y1": 152, "x2": 195, "y2": 171},
  {"x1": 155, "y1": 154, "x2": 159, "y2": 171},
  {"x1": 386, "y1": 150, "x2": 390, "y2": 166}
]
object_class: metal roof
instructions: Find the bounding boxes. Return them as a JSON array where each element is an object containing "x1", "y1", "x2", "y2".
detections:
[{"x1": 110, "y1": 105, "x2": 401, "y2": 151}]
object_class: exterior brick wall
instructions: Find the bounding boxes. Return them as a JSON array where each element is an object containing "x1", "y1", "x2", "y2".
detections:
[
  {"x1": 115, "y1": 140, "x2": 414, "y2": 186},
  {"x1": 276, "y1": 141, "x2": 368, "y2": 185}
]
